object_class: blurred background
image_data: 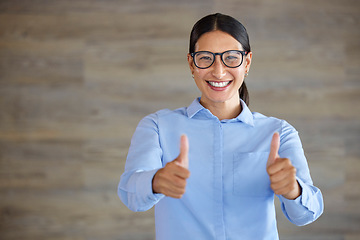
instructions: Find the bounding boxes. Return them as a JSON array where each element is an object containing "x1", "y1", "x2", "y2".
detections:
[{"x1": 0, "y1": 0, "x2": 359, "y2": 239}]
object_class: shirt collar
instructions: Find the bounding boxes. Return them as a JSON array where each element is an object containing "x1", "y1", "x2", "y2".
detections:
[
  {"x1": 186, "y1": 98, "x2": 254, "y2": 127},
  {"x1": 236, "y1": 99, "x2": 254, "y2": 126},
  {"x1": 186, "y1": 98, "x2": 206, "y2": 118}
]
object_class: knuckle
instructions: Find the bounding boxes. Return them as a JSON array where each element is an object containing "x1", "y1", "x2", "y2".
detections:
[
  {"x1": 171, "y1": 194, "x2": 180, "y2": 199},
  {"x1": 179, "y1": 188, "x2": 186, "y2": 195},
  {"x1": 174, "y1": 192, "x2": 183, "y2": 198},
  {"x1": 157, "y1": 169, "x2": 166, "y2": 176},
  {"x1": 174, "y1": 178, "x2": 185, "y2": 187},
  {"x1": 274, "y1": 189, "x2": 281, "y2": 195},
  {"x1": 269, "y1": 176, "x2": 275, "y2": 183}
]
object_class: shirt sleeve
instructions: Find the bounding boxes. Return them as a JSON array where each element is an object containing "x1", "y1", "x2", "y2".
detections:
[
  {"x1": 277, "y1": 120, "x2": 324, "y2": 226},
  {"x1": 118, "y1": 113, "x2": 165, "y2": 212}
]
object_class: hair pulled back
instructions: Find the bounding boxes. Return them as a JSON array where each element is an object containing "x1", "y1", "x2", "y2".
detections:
[{"x1": 189, "y1": 13, "x2": 251, "y2": 106}]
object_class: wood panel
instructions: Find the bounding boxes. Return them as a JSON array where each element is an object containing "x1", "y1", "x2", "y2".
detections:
[{"x1": 0, "y1": 0, "x2": 359, "y2": 239}]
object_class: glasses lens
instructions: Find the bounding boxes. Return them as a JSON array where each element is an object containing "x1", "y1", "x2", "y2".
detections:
[
  {"x1": 222, "y1": 51, "x2": 243, "y2": 68},
  {"x1": 194, "y1": 52, "x2": 214, "y2": 68}
]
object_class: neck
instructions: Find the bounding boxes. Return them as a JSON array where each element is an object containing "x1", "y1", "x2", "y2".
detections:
[{"x1": 200, "y1": 97, "x2": 242, "y2": 120}]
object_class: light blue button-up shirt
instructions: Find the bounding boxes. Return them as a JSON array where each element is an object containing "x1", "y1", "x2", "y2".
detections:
[{"x1": 118, "y1": 98, "x2": 324, "y2": 240}]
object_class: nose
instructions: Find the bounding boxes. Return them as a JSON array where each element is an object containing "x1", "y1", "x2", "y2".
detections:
[{"x1": 211, "y1": 55, "x2": 226, "y2": 79}]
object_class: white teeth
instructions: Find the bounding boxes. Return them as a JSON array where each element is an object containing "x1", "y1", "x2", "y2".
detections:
[{"x1": 208, "y1": 81, "x2": 231, "y2": 87}]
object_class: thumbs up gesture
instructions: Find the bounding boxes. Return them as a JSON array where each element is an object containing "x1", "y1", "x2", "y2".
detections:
[
  {"x1": 152, "y1": 135, "x2": 190, "y2": 198},
  {"x1": 266, "y1": 133, "x2": 301, "y2": 200}
]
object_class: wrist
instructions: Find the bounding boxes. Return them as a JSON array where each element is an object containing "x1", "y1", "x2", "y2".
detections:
[
  {"x1": 152, "y1": 171, "x2": 160, "y2": 194},
  {"x1": 283, "y1": 181, "x2": 302, "y2": 200}
]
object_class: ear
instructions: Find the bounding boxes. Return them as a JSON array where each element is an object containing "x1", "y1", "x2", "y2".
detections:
[
  {"x1": 244, "y1": 51, "x2": 252, "y2": 73},
  {"x1": 187, "y1": 53, "x2": 195, "y2": 74}
]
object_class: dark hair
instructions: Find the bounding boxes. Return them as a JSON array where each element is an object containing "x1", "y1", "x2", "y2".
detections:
[{"x1": 189, "y1": 13, "x2": 251, "y2": 106}]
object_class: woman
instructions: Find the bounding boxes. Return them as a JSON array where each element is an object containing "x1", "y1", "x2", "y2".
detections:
[{"x1": 118, "y1": 13, "x2": 323, "y2": 240}]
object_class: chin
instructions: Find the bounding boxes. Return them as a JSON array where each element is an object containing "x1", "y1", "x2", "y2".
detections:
[{"x1": 204, "y1": 94, "x2": 238, "y2": 104}]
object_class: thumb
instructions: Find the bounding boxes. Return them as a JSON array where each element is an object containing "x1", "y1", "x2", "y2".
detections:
[
  {"x1": 267, "y1": 132, "x2": 280, "y2": 167},
  {"x1": 176, "y1": 134, "x2": 189, "y2": 169}
]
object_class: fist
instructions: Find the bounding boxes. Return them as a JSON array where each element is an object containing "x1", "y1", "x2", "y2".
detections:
[
  {"x1": 266, "y1": 132, "x2": 301, "y2": 200},
  {"x1": 152, "y1": 135, "x2": 190, "y2": 198}
]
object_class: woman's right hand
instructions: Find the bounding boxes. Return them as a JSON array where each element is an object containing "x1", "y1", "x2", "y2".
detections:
[{"x1": 152, "y1": 135, "x2": 190, "y2": 198}]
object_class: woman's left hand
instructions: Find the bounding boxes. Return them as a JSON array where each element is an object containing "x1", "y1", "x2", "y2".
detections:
[{"x1": 266, "y1": 133, "x2": 302, "y2": 200}]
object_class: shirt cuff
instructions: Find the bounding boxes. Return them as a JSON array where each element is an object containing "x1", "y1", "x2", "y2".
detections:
[
  {"x1": 278, "y1": 177, "x2": 312, "y2": 217},
  {"x1": 136, "y1": 168, "x2": 165, "y2": 204}
]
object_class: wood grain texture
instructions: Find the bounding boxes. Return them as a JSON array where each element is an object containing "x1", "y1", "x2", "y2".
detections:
[{"x1": 0, "y1": 0, "x2": 359, "y2": 239}]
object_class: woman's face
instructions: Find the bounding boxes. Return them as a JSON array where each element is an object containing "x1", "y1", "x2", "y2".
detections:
[{"x1": 188, "y1": 30, "x2": 252, "y2": 106}]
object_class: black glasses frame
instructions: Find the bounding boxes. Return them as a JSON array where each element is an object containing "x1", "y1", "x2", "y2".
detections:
[{"x1": 190, "y1": 50, "x2": 248, "y2": 69}]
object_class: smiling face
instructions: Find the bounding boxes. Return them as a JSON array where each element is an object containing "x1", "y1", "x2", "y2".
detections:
[{"x1": 188, "y1": 30, "x2": 252, "y2": 108}]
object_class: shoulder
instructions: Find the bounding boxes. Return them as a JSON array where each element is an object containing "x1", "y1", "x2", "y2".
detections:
[
  {"x1": 252, "y1": 112, "x2": 303, "y2": 152},
  {"x1": 138, "y1": 107, "x2": 187, "y2": 126},
  {"x1": 252, "y1": 111, "x2": 283, "y2": 125},
  {"x1": 156, "y1": 107, "x2": 187, "y2": 117},
  {"x1": 252, "y1": 111, "x2": 297, "y2": 133}
]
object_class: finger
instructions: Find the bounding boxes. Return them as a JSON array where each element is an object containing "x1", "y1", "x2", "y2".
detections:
[
  {"x1": 171, "y1": 176, "x2": 187, "y2": 189},
  {"x1": 160, "y1": 177, "x2": 187, "y2": 198},
  {"x1": 271, "y1": 181, "x2": 298, "y2": 197},
  {"x1": 152, "y1": 168, "x2": 188, "y2": 195},
  {"x1": 270, "y1": 174, "x2": 296, "y2": 190},
  {"x1": 164, "y1": 161, "x2": 190, "y2": 178},
  {"x1": 161, "y1": 162, "x2": 190, "y2": 182},
  {"x1": 156, "y1": 180, "x2": 186, "y2": 198},
  {"x1": 168, "y1": 161, "x2": 190, "y2": 179},
  {"x1": 269, "y1": 164, "x2": 296, "y2": 182},
  {"x1": 177, "y1": 134, "x2": 189, "y2": 168},
  {"x1": 267, "y1": 158, "x2": 292, "y2": 176},
  {"x1": 267, "y1": 132, "x2": 280, "y2": 167},
  {"x1": 166, "y1": 188, "x2": 186, "y2": 199},
  {"x1": 174, "y1": 167, "x2": 191, "y2": 179}
]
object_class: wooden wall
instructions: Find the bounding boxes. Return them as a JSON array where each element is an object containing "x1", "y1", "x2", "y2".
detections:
[{"x1": 0, "y1": 0, "x2": 359, "y2": 239}]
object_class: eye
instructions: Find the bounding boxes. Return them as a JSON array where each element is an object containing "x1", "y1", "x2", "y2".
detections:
[
  {"x1": 225, "y1": 55, "x2": 239, "y2": 60},
  {"x1": 199, "y1": 56, "x2": 213, "y2": 61},
  {"x1": 224, "y1": 55, "x2": 240, "y2": 64},
  {"x1": 196, "y1": 52, "x2": 213, "y2": 62}
]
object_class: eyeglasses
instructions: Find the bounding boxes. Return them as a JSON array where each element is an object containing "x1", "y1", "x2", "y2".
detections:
[{"x1": 191, "y1": 50, "x2": 248, "y2": 69}]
